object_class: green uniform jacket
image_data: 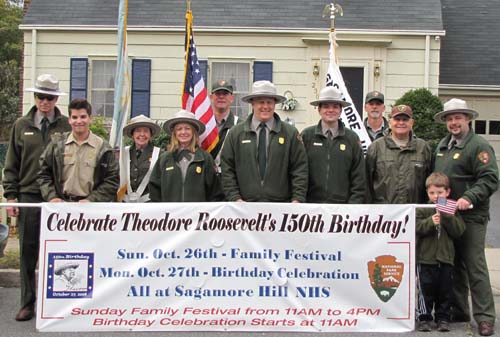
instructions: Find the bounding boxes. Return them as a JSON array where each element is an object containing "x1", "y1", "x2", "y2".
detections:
[
  {"x1": 366, "y1": 133, "x2": 432, "y2": 203},
  {"x1": 434, "y1": 131, "x2": 499, "y2": 216},
  {"x1": 38, "y1": 132, "x2": 119, "y2": 202},
  {"x1": 210, "y1": 111, "x2": 240, "y2": 161},
  {"x1": 301, "y1": 120, "x2": 366, "y2": 203},
  {"x1": 149, "y1": 147, "x2": 223, "y2": 202},
  {"x1": 128, "y1": 143, "x2": 163, "y2": 194},
  {"x1": 2, "y1": 106, "x2": 71, "y2": 199},
  {"x1": 221, "y1": 113, "x2": 308, "y2": 202},
  {"x1": 416, "y1": 206, "x2": 465, "y2": 265}
]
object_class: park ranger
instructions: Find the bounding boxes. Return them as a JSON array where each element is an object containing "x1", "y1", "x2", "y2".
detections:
[{"x1": 433, "y1": 98, "x2": 498, "y2": 336}]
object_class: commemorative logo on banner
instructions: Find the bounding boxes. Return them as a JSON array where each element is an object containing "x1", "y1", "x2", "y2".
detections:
[{"x1": 36, "y1": 203, "x2": 415, "y2": 332}]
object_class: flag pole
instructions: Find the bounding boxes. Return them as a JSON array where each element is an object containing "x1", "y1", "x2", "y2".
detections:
[{"x1": 323, "y1": 3, "x2": 343, "y2": 63}]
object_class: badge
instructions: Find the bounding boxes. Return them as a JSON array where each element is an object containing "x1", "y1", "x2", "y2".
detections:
[
  {"x1": 340, "y1": 144, "x2": 346, "y2": 151},
  {"x1": 279, "y1": 137, "x2": 285, "y2": 144},
  {"x1": 478, "y1": 151, "x2": 490, "y2": 164},
  {"x1": 453, "y1": 153, "x2": 460, "y2": 160},
  {"x1": 196, "y1": 166, "x2": 202, "y2": 174},
  {"x1": 166, "y1": 166, "x2": 174, "y2": 171},
  {"x1": 367, "y1": 255, "x2": 404, "y2": 303}
]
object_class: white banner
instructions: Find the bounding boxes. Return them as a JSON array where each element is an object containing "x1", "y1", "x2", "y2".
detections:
[
  {"x1": 327, "y1": 32, "x2": 372, "y2": 153},
  {"x1": 37, "y1": 202, "x2": 415, "y2": 332}
]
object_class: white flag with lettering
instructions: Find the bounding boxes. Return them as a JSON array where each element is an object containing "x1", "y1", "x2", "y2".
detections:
[{"x1": 326, "y1": 32, "x2": 372, "y2": 153}]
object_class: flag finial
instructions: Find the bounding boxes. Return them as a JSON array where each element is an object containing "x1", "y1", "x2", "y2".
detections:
[{"x1": 322, "y1": 3, "x2": 343, "y2": 31}]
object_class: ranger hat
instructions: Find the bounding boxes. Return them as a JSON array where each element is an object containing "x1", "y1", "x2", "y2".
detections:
[
  {"x1": 163, "y1": 109, "x2": 206, "y2": 135},
  {"x1": 434, "y1": 98, "x2": 479, "y2": 124},
  {"x1": 365, "y1": 91, "x2": 384, "y2": 104},
  {"x1": 123, "y1": 114, "x2": 161, "y2": 138},
  {"x1": 25, "y1": 74, "x2": 67, "y2": 96},
  {"x1": 211, "y1": 79, "x2": 234, "y2": 94},
  {"x1": 241, "y1": 80, "x2": 286, "y2": 104},
  {"x1": 390, "y1": 105, "x2": 413, "y2": 118},
  {"x1": 310, "y1": 86, "x2": 351, "y2": 107},
  {"x1": 54, "y1": 262, "x2": 79, "y2": 275}
]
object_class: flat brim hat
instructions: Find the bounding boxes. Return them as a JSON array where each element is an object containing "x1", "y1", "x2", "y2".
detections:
[
  {"x1": 241, "y1": 80, "x2": 286, "y2": 103},
  {"x1": 163, "y1": 109, "x2": 206, "y2": 135},
  {"x1": 123, "y1": 114, "x2": 161, "y2": 138},
  {"x1": 25, "y1": 74, "x2": 67, "y2": 96},
  {"x1": 310, "y1": 86, "x2": 351, "y2": 107},
  {"x1": 434, "y1": 98, "x2": 479, "y2": 124},
  {"x1": 54, "y1": 262, "x2": 79, "y2": 275}
]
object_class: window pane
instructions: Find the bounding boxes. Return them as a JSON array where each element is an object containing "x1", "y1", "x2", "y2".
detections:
[
  {"x1": 489, "y1": 121, "x2": 500, "y2": 135},
  {"x1": 211, "y1": 62, "x2": 250, "y2": 119},
  {"x1": 475, "y1": 120, "x2": 486, "y2": 134},
  {"x1": 91, "y1": 60, "x2": 117, "y2": 118}
]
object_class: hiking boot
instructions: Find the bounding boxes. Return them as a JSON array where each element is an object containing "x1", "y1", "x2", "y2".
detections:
[
  {"x1": 437, "y1": 320, "x2": 450, "y2": 332},
  {"x1": 418, "y1": 321, "x2": 432, "y2": 332}
]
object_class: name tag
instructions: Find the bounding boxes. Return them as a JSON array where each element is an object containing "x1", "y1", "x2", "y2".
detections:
[
  {"x1": 241, "y1": 140, "x2": 251, "y2": 144},
  {"x1": 24, "y1": 132, "x2": 34, "y2": 135},
  {"x1": 313, "y1": 142, "x2": 323, "y2": 146},
  {"x1": 436, "y1": 153, "x2": 444, "y2": 157},
  {"x1": 165, "y1": 166, "x2": 174, "y2": 171}
]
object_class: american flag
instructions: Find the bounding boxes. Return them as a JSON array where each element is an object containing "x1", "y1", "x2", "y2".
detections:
[
  {"x1": 182, "y1": 9, "x2": 218, "y2": 151},
  {"x1": 436, "y1": 197, "x2": 458, "y2": 215}
]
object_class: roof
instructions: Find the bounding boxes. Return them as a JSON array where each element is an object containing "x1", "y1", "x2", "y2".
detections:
[
  {"x1": 440, "y1": 0, "x2": 500, "y2": 86},
  {"x1": 22, "y1": 0, "x2": 443, "y2": 31}
]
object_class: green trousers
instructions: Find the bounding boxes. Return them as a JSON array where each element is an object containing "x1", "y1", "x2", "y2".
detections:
[
  {"x1": 452, "y1": 213, "x2": 495, "y2": 324},
  {"x1": 18, "y1": 193, "x2": 42, "y2": 308}
]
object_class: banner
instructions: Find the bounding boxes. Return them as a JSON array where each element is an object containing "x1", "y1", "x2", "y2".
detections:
[
  {"x1": 37, "y1": 202, "x2": 415, "y2": 332},
  {"x1": 326, "y1": 31, "x2": 372, "y2": 153}
]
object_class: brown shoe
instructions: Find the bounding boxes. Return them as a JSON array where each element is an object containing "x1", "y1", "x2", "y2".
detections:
[
  {"x1": 479, "y1": 321, "x2": 494, "y2": 336},
  {"x1": 15, "y1": 305, "x2": 34, "y2": 321}
]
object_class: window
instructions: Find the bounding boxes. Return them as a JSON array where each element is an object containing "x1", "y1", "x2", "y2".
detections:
[
  {"x1": 90, "y1": 60, "x2": 117, "y2": 118},
  {"x1": 211, "y1": 62, "x2": 251, "y2": 119},
  {"x1": 475, "y1": 120, "x2": 486, "y2": 135},
  {"x1": 489, "y1": 121, "x2": 500, "y2": 135}
]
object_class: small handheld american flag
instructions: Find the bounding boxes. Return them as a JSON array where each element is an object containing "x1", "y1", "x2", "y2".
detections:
[{"x1": 436, "y1": 197, "x2": 458, "y2": 215}]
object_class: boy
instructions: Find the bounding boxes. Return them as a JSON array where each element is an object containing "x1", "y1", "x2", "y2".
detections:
[{"x1": 416, "y1": 172, "x2": 465, "y2": 332}]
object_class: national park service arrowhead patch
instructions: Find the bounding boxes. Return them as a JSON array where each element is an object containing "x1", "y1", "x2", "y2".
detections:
[{"x1": 367, "y1": 255, "x2": 404, "y2": 302}]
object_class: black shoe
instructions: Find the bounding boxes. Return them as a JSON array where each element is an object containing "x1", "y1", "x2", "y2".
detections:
[
  {"x1": 418, "y1": 321, "x2": 432, "y2": 332},
  {"x1": 15, "y1": 305, "x2": 34, "y2": 321},
  {"x1": 437, "y1": 321, "x2": 450, "y2": 332}
]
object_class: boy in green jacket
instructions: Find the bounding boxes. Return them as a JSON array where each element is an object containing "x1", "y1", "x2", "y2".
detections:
[{"x1": 416, "y1": 172, "x2": 465, "y2": 332}]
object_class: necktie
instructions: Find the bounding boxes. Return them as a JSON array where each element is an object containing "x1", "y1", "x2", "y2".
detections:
[
  {"x1": 41, "y1": 117, "x2": 49, "y2": 144},
  {"x1": 258, "y1": 122, "x2": 267, "y2": 179},
  {"x1": 136, "y1": 150, "x2": 142, "y2": 160},
  {"x1": 449, "y1": 140, "x2": 457, "y2": 149},
  {"x1": 326, "y1": 129, "x2": 333, "y2": 140}
]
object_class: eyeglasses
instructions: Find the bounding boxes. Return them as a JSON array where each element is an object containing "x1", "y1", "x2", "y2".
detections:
[{"x1": 35, "y1": 93, "x2": 57, "y2": 101}]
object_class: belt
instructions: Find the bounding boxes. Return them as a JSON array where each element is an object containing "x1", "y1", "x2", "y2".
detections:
[{"x1": 63, "y1": 194, "x2": 87, "y2": 202}]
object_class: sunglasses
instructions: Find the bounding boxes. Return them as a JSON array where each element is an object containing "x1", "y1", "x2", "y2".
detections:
[{"x1": 35, "y1": 93, "x2": 57, "y2": 101}]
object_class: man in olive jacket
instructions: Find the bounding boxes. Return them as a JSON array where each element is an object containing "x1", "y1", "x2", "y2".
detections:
[
  {"x1": 221, "y1": 80, "x2": 308, "y2": 202},
  {"x1": 433, "y1": 98, "x2": 498, "y2": 336},
  {"x1": 2, "y1": 74, "x2": 71, "y2": 321},
  {"x1": 301, "y1": 86, "x2": 365, "y2": 203},
  {"x1": 38, "y1": 98, "x2": 119, "y2": 203}
]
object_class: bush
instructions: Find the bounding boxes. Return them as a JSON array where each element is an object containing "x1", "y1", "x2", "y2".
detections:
[
  {"x1": 90, "y1": 116, "x2": 109, "y2": 140},
  {"x1": 394, "y1": 88, "x2": 447, "y2": 151}
]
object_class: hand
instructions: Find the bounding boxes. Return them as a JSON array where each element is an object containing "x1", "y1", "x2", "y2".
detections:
[
  {"x1": 291, "y1": 200, "x2": 300, "y2": 203},
  {"x1": 236, "y1": 198, "x2": 245, "y2": 202},
  {"x1": 6, "y1": 199, "x2": 19, "y2": 217},
  {"x1": 457, "y1": 197, "x2": 471, "y2": 211},
  {"x1": 432, "y1": 212, "x2": 440, "y2": 225},
  {"x1": 49, "y1": 198, "x2": 64, "y2": 203},
  {"x1": 78, "y1": 199, "x2": 90, "y2": 203}
]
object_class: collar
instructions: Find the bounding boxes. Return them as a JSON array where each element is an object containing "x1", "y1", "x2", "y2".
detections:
[
  {"x1": 65, "y1": 131, "x2": 99, "y2": 147},
  {"x1": 251, "y1": 115, "x2": 275, "y2": 132}
]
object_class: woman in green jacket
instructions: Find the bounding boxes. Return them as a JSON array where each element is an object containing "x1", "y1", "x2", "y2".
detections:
[{"x1": 149, "y1": 110, "x2": 223, "y2": 202}]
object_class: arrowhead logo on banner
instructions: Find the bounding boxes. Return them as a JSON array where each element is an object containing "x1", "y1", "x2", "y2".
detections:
[
  {"x1": 367, "y1": 255, "x2": 404, "y2": 303},
  {"x1": 326, "y1": 32, "x2": 371, "y2": 153}
]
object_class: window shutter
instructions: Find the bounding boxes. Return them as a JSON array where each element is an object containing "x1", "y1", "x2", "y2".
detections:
[
  {"x1": 253, "y1": 61, "x2": 273, "y2": 82},
  {"x1": 131, "y1": 59, "x2": 151, "y2": 117},
  {"x1": 70, "y1": 58, "x2": 88, "y2": 100},
  {"x1": 199, "y1": 60, "x2": 208, "y2": 85}
]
